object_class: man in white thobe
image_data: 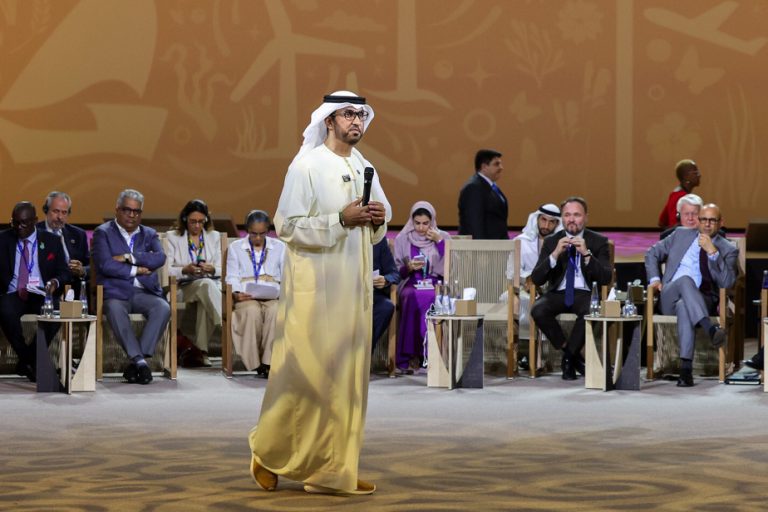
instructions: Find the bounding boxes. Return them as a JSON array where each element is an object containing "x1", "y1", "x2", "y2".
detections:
[
  {"x1": 502, "y1": 204, "x2": 561, "y2": 341},
  {"x1": 249, "y1": 91, "x2": 390, "y2": 496}
]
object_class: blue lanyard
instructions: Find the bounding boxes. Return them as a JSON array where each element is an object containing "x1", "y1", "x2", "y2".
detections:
[
  {"x1": 128, "y1": 234, "x2": 137, "y2": 254},
  {"x1": 249, "y1": 241, "x2": 267, "y2": 280},
  {"x1": 188, "y1": 233, "x2": 204, "y2": 263},
  {"x1": 17, "y1": 240, "x2": 37, "y2": 273}
]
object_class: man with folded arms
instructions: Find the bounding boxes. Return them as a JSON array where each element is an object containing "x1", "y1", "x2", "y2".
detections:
[
  {"x1": 645, "y1": 203, "x2": 738, "y2": 387},
  {"x1": 92, "y1": 189, "x2": 170, "y2": 385}
]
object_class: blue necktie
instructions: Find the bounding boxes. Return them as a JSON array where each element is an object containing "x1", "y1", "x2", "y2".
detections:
[
  {"x1": 565, "y1": 245, "x2": 575, "y2": 307},
  {"x1": 491, "y1": 183, "x2": 505, "y2": 203}
]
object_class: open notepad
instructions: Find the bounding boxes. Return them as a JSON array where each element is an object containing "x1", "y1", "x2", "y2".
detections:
[{"x1": 244, "y1": 280, "x2": 280, "y2": 300}]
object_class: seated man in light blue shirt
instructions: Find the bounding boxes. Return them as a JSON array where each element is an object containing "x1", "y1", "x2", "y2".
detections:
[{"x1": 645, "y1": 204, "x2": 739, "y2": 387}]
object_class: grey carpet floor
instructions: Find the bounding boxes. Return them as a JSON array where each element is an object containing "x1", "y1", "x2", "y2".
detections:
[{"x1": 2, "y1": 368, "x2": 768, "y2": 511}]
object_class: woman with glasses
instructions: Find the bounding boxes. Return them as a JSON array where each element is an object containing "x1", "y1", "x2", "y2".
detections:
[
  {"x1": 225, "y1": 210, "x2": 286, "y2": 378},
  {"x1": 166, "y1": 199, "x2": 222, "y2": 366},
  {"x1": 393, "y1": 201, "x2": 451, "y2": 373}
]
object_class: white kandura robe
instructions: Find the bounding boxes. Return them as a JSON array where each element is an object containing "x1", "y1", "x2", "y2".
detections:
[{"x1": 249, "y1": 144, "x2": 390, "y2": 491}]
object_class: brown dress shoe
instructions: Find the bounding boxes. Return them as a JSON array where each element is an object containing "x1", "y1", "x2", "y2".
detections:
[
  {"x1": 303, "y1": 479, "x2": 376, "y2": 496},
  {"x1": 250, "y1": 456, "x2": 277, "y2": 491}
]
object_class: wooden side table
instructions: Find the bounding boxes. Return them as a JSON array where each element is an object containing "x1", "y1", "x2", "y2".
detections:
[
  {"x1": 36, "y1": 315, "x2": 97, "y2": 394},
  {"x1": 426, "y1": 315, "x2": 484, "y2": 389},
  {"x1": 585, "y1": 316, "x2": 642, "y2": 391}
]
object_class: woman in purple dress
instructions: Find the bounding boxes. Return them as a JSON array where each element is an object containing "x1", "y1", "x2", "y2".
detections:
[{"x1": 394, "y1": 201, "x2": 451, "y2": 372}]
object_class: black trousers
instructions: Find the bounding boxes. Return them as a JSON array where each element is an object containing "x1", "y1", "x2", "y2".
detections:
[
  {"x1": 0, "y1": 292, "x2": 60, "y2": 367},
  {"x1": 530, "y1": 289, "x2": 590, "y2": 357},
  {"x1": 371, "y1": 293, "x2": 395, "y2": 353}
]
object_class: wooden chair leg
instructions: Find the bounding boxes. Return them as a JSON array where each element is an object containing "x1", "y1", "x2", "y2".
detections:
[
  {"x1": 529, "y1": 325, "x2": 538, "y2": 378},
  {"x1": 645, "y1": 286, "x2": 655, "y2": 380},
  {"x1": 96, "y1": 285, "x2": 103, "y2": 381}
]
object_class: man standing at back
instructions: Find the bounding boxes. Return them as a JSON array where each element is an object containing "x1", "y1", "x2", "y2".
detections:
[
  {"x1": 248, "y1": 91, "x2": 390, "y2": 496},
  {"x1": 458, "y1": 149, "x2": 508, "y2": 239}
]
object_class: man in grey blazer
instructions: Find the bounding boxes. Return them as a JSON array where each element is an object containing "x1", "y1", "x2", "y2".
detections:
[
  {"x1": 92, "y1": 189, "x2": 170, "y2": 385},
  {"x1": 645, "y1": 203, "x2": 738, "y2": 387}
]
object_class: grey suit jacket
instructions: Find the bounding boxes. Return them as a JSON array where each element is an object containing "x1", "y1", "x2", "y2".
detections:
[{"x1": 645, "y1": 227, "x2": 739, "y2": 296}]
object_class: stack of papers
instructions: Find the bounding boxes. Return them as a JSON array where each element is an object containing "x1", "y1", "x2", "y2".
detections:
[{"x1": 245, "y1": 280, "x2": 280, "y2": 300}]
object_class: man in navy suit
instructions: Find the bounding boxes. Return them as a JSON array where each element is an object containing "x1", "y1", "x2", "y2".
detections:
[
  {"x1": 371, "y1": 237, "x2": 400, "y2": 352},
  {"x1": 0, "y1": 202, "x2": 69, "y2": 381},
  {"x1": 36, "y1": 191, "x2": 90, "y2": 284},
  {"x1": 92, "y1": 189, "x2": 170, "y2": 385},
  {"x1": 530, "y1": 197, "x2": 613, "y2": 380},
  {"x1": 645, "y1": 203, "x2": 738, "y2": 387},
  {"x1": 458, "y1": 149, "x2": 509, "y2": 239}
]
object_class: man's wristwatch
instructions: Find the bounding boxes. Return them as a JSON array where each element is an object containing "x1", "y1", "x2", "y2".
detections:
[
  {"x1": 338, "y1": 212, "x2": 346, "y2": 227},
  {"x1": 584, "y1": 250, "x2": 593, "y2": 259},
  {"x1": 123, "y1": 253, "x2": 131, "y2": 264}
]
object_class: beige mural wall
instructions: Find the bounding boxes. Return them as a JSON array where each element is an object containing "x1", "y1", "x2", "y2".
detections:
[{"x1": 0, "y1": 0, "x2": 765, "y2": 228}]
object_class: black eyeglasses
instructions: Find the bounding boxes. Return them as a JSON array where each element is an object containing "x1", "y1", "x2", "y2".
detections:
[
  {"x1": 335, "y1": 109, "x2": 369, "y2": 121},
  {"x1": 119, "y1": 207, "x2": 143, "y2": 216},
  {"x1": 698, "y1": 217, "x2": 720, "y2": 224}
]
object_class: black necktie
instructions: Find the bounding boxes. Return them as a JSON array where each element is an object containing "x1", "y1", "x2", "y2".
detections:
[{"x1": 699, "y1": 248, "x2": 713, "y2": 294}]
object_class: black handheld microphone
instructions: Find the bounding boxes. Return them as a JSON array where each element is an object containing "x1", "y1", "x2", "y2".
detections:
[{"x1": 362, "y1": 167, "x2": 374, "y2": 206}]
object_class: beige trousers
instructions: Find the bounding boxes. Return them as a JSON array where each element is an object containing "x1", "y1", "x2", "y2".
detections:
[
  {"x1": 232, "y1": 299, "x2": 277, "y2": 370},
  {"x1": 179, "y1": 278, "x2": 222, "y2": 352}
]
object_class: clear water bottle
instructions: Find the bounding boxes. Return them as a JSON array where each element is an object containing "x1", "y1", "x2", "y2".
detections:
[
  {"x1": 622, "y1": 281, "x2": 637, "y2": 317},
  {"x1": 589, "y1": 281, "x2": 601, "y2": 317},
  {"x1": 42, "y1": 289, "x2": 53, "y2": 318},
  {"x1": 434, "y1": 280, "x2": 444, "y2": 314},
  {"x1": 419, "y1": 250, "x2": 427, "y2": 280},
  {"x1": 80, "y1": 280, "x2": 89, "y2": 317},
  {"x1": 442, "y1": 284, "x2": 452, "y2": 315}
]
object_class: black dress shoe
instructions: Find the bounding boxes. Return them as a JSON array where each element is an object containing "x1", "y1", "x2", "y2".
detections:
[
  {"x1": 561, "y1": 355, "x2": 577, "y2": 380},
  {"x1": 573, "y1": 355, "x2": 586, "y2": 376},
  {"x1": 123, "y1": 363, "x2": 139, "y2": 384},
  {"x1": 744, "y1": 359, "x2": 761, "y2": 371},
  {"x1": 711, "y1": 327, "x2": 727, "y2": 349},
  {"x1": 136, "y1": 365, "x2": 153, "y2": 385},
  {"x1": 16, "y1": 362, "x2": 36, "y2": 383},
  {"x1": 677, "y1": 369, "x2": 694, "y2": 387}
]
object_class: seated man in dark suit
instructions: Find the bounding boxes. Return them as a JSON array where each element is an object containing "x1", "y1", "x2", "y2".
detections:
[
  {"x1": 457, "y1": 149, "x2": 509, "y2": 239},
  {"x1": 645, "y1": 203, "x2": 738, "y2": 387},
  {"x1": 92, "y1": 189, "x2": 170, "y2": 385},
  {"x1": 530, "y1": 197, "x2": 613, "y2": 380},
  {"x1": 371, "y1": 237, "x2": 400, "y2": 352},
  {"x1": 0, "y1": 202, "x2": 69, "y2": 381},
  {"x1": 37, "y1": 191, "x2": 90, "y2": 284}
]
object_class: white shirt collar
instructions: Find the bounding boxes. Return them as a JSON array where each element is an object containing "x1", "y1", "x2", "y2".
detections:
[
  {"x1": 477, "y1": 172, "x2": 495, "y2": 187},
  {"x1": 115, "y1": 220, "x2": 140, "y2": 238}
]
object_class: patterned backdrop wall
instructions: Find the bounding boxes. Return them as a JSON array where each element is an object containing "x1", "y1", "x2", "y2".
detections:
[{"x1": 0, "y1": 0, "x2": 765, "y2": 228}]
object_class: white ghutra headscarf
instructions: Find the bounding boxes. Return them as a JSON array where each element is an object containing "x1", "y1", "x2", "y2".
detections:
[
  {"x1": 518, "y1": 203, "x2": 563, "y2": 242},
  {"x1": 290, "y1": 90, "x2": 375, "y2": 167}
]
